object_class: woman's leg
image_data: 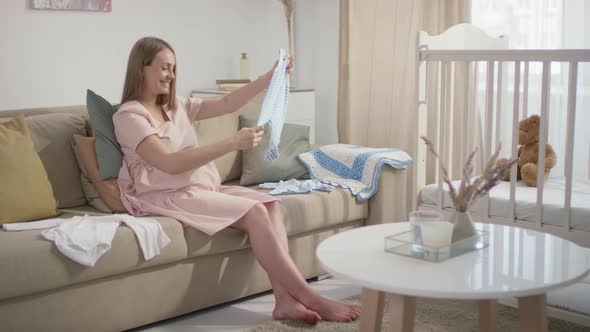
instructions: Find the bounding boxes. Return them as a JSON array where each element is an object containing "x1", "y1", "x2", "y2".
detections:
[
  {"x1": 264, "y1": 202, "x2": 321, "y2": 321},
  {"x1": 264, "y1": 202, "x2": 361, "y2": 321},
  {"x1": 264, "y1": 201, "x2": 289, "y2": 253},
  {"x1": 231, "y1": 203, "x2": 360, "y2": 322},
  {"x1": 260, "y1": 202, "x2": 310, "y2": 320},
  {"x1": 232, "y1": 203, "x2": 320, "y2": 323}
]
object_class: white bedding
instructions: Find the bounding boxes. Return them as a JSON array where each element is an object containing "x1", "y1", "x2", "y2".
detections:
[{"x1": 419, "y1": 177, "x2": 590, "y2": 231}]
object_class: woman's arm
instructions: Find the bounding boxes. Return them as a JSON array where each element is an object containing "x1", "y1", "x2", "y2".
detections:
[
  {"x1": 196, "y1": 55, "x2": 294, "y2": 121},
  {"x1": 135, "y1": 125, "x2": 264, "y2": 175},
  {"x1": 196, "y1": 71, "x2": 272, "y2": 121}
]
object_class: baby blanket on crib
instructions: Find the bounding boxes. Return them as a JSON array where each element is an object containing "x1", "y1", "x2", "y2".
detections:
[
  {"x1": 297, "y1": 144, "x2": 413, "y2": 202},
  {"x1": 257, "y1": 48, "x2": 290, "y2": 161}
]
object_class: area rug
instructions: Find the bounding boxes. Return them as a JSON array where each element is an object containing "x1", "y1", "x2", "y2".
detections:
[{"x1": 248, "y1": 295, "x2": 589, "y2": 331}]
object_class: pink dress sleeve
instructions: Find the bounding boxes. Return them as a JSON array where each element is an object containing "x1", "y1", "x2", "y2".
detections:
[
  {"x1": 180, "y1": 96, "x2": 203, "y2": 122},
  {"x1": 113, "y1": 106, "x2": 158, "y2": 151}
]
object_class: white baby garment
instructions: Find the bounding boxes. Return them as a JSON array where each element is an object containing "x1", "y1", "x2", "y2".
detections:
[
  {"x1": 257, "y1": 48, "x2": 290, "y2": 160},
  {"x1": 2, "y1": 218, "x2": 70, "y2": 231},
  {"x1": 20, "y1": 214, "x2": 172, "y2": 267}
]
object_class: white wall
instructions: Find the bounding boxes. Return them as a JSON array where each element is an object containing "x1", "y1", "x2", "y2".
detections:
[
  {"x1": 0, "y1": 0, "x2": 340, "y2": 144},
  {"x1": 0, "y1": 0, "x2": 285, "y2": 107},
  {"x1": 295, "y1": 0, "x2": 340, "y2": 144}
]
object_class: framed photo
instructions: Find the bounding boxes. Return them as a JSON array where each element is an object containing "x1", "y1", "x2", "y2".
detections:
[{"x1": 32, "y1": 0, "x2": 112, "y2": 12}]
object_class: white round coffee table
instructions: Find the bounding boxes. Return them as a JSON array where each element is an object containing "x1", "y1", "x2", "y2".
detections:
[{"x1": 316, "y1": 222, "x2": 590, "y2": 332}]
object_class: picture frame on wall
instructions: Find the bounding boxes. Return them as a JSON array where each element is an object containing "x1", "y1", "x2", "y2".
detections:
[{"x1": 32, "y1": 0, "x2": 112, "y2": 12}]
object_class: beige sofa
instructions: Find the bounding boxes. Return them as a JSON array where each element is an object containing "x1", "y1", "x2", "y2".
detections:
[{"x1": 0, "y1": 97, "x2": 407, "y2": 332}]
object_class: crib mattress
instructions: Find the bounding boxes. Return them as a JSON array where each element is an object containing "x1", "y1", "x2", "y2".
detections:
[{"x1": 419, "y1": 177, "x2": 590, "y2": 232}]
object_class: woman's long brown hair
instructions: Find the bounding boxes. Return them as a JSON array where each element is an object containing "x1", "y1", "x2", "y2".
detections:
[{"x1": 121, "y1": 37, "x2": 177, "y2": 108}]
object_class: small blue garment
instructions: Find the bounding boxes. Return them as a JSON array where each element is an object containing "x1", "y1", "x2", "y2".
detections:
[
  {"x1": 258, "y1": 179, "x2": 333, "y2": 195},
  {"x1": 257, "y1": 48, "x2": 290, "y2": 161}
]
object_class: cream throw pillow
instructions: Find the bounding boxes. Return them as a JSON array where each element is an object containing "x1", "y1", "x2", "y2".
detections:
[{"x1": 0, "y1": 115, "x2": 59, "y2": 224}]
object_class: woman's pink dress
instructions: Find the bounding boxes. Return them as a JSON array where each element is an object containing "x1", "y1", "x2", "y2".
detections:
[{"x1": 113, "y1": 97, "x2": 279, "y2": 236}]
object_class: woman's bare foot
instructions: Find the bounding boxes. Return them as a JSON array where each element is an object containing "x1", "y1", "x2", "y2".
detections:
[
  {"x1": 272, "y1": 293, "x2": 322, "y2": 324},
  {"x1": 302, "y1": 295, "x2": 361, "y2": 322}
]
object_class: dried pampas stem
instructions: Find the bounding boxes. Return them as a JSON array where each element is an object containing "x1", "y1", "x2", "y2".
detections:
[
  {"x1": 420, "y1": 136, "x2": 517, "y2": 212},
  {"x1": 280, "y1": 0, "x2": 294, "y2": 35}
]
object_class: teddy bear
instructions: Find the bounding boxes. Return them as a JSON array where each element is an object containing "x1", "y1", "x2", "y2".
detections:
[{"x1": 497, "y1": 114, "x2": 557, "y2": 187}]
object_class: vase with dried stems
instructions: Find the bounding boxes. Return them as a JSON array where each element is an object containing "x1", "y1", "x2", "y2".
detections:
[{"x1": 421, "y1": 136, "x2": 517, "y2": 242}]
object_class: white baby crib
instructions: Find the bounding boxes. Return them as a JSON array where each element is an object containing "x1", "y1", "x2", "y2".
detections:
[{"x1": 412, "y1": 23, "x2": 590, "y2": 248}]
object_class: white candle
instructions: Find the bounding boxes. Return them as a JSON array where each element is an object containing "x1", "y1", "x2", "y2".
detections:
[{"x1": 420, "y1": 221, "x2": 454, "y2": 248}]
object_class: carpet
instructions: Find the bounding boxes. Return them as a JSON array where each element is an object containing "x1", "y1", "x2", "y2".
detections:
[{"x1": 248, "y1": 295, "x2": 589, "y2": 331}]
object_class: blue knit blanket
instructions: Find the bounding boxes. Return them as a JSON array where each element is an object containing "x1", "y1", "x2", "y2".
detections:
[{"x1": 297, "y1": 144, "x2": 412, "y2": 202}]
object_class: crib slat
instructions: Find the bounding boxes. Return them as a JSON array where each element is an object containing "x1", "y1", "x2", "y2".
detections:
[
  {"x1": 510, "y1": 61, "x2": 521, "y2": 223},
  {"x1": 417, "y1": 46, "x2": 429, "y2": 105},
  {"x1": 495, "y1": 62, "x2": 503, "y2": 149},
  {"x1": 437, "y1": 62, "x2": 447, "y2": 210},
  {"x1": 412, "y1": 38, "x2": 422, "y2": 211},
  {"x1": 461, "y1": 61, "x2": 469, "y2": 174},
  {"x1": 484, "y1": 61, "x2": 494, "y2": 217},
  {"x1": 536, "y1": 61, "x2": 551, "y2": 228},
  {"x1": 523, "y1": 62, "x2": 529, "y2": 118},
  {"x1": 564, "y1": 62, "x2": 578, "y2": 230},
  {"x1": 448, "y1": 62, "x2": 456, "y2": 178}
]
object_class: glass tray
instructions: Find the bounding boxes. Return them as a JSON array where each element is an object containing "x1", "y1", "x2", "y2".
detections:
[{"x1": 384, "y1": 229, "x2": 489, "y2": 263}]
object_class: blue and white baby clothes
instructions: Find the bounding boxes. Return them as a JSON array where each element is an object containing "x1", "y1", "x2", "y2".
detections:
[
  {"x1": 297, "y1": 144, "x2": 413, "y2": 202},
  {"x1": 259, "y1": 179, "x2": 333, "y2": 195},
  {"x1": 257, "y1": 48, "x2": 290, "y2": 161}
]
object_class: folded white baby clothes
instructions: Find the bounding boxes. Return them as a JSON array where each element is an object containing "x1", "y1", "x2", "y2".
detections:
[
  {"x1": 257, "y1": 48, "x2": 290, "y2": 161},
  {"x1": 258, "y1": 179, "x2": 333, "y2": 195},
  {"x1": 13, "y1": 214, "x2": 172, "y2": 267}
]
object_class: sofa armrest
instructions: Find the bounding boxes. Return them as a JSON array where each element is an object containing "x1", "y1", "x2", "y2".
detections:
[
  {"x1": 309, "y1": 143, "x2": 323, "y2": 150},
  {"x1": 367, "y1": 167, "x2": 407, "y2": 225}
]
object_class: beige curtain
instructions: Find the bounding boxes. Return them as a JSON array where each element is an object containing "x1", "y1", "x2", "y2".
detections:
[
  {"x1": 337, "y1": 0, "x2": 351, "y2": 145},
  {"x1": 337, "y1": 0, "x2": 471, "y2": 213}
]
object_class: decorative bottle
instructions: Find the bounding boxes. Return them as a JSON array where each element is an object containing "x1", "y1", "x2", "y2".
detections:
[{"x1": 240, "y1": 53, "x2": 249, "y2": 80}]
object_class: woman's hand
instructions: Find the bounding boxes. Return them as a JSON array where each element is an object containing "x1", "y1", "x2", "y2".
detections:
[
  {"x1": 231, "y1": 125, "x2": 264, "y2": 150},
  {"x1": 270, "y1": 54, "x2": 295, "y2": 74}
]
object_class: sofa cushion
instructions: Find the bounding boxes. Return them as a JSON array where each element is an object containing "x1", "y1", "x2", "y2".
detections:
[
  {"x1": 194, "y1": 91, "x2": 265, "y2": 183},
  {"x1": 239, "y1": 116, "x2": 310, "y2": 185},
  {"x1": 194, "y1": 113, "x2": 242, "y2": 183},
  {"x1": 183, "y1": 186, "x2": 368, "y2": 258},
  {"x1": 0, "y1": 113, "x2": 88, "y2": 208},
  {"x1": 72, "y1": 134, "x2": 126, "y2": 213},
  {"x1": 72, "y1": 137, "x2": 115, "y2": 213},
  {"x1": 0, "y1": 115, "x2": 60, "y2": 223},
  {"x1": 0, "y1": 210, "x2": 187, "y2": 301}
]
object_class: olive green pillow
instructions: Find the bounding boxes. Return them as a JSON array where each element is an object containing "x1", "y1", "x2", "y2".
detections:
[
  {"x1": 0, "y1": 115, "x2": 59, "y2": 224},
  {"x1": 239, "y1": 116, "x2": 310, "y2": 186}
]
